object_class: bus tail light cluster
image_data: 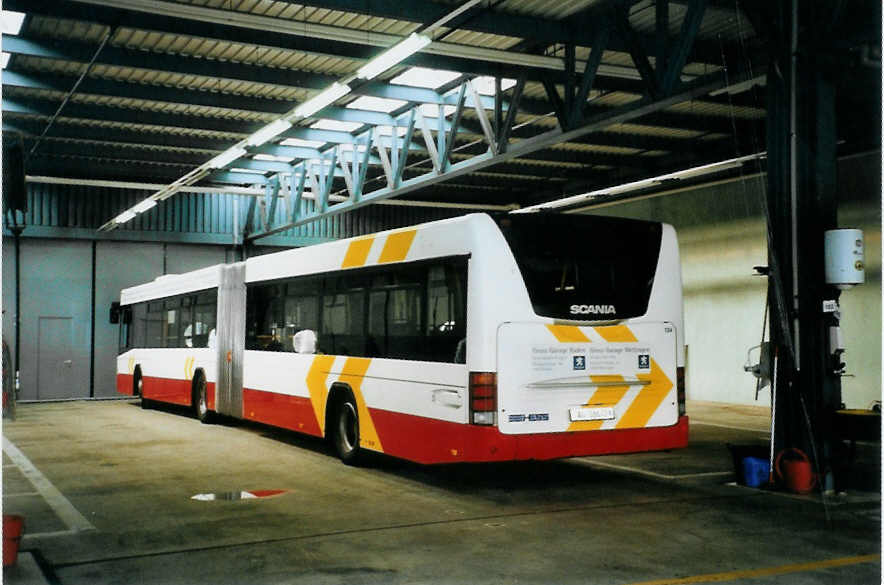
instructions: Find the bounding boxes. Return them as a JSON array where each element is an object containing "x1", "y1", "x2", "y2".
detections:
[
  {"x1": 469, "y1": 372, "x2": 497, "y2": 425},
  {"x1": 676, "y1": 366, "x2": 686, "y2": 416}
]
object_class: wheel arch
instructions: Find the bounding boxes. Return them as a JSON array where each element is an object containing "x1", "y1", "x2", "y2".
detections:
[{"x1": 324, "y1": 382, "x2": 355, "y2": 440}]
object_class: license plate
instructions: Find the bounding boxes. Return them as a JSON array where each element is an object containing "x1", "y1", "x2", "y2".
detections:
[{"x1": 569, "y1": 406, "x2": 615, "y2": 422}]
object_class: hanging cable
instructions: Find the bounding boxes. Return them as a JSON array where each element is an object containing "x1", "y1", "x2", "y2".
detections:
[{"x1": 27, "y1": 26, "x2": 115, "y2": 160}]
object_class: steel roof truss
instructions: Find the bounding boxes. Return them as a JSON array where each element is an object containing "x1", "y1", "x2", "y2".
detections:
[{"x1": 244, "y1": 64, "x2": 754, "y2": 242}]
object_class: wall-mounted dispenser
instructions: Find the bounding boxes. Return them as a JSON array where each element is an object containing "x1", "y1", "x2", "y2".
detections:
[{"x1": 824, "y1": 229, "x2": 865, "y2": 290}]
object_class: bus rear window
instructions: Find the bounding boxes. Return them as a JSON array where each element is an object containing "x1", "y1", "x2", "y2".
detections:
[{"x1": 497, "y1": 214, "x2": 663, "y2": 320}]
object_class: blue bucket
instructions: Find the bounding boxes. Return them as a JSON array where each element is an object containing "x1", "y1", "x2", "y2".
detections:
[{"x1": 742, "y1": 456, "x2": 770, "y2": 488}]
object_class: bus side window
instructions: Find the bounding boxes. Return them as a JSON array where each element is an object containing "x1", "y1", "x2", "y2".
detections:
[
  {"x1": 147, "y1": 301, "x2": 164, "y2": 348},
  {"x1": 426, "y1": 261, "x2": 467, "y2": 363}
]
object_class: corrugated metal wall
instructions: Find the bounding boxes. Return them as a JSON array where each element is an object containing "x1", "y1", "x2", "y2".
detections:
[
  {"x1": 13, "y1": 182, "x2": 464, "y2": 245},
  {"x1": 2, "y1": 182, "x2": 470, "y2": 401}
]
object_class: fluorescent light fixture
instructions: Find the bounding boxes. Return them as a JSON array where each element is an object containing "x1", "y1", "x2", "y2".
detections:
[
  {"x1": 356, "y1": 33, "x2": 432, "y2": 80},
  {"x1": 1, "y1": 11, "x2": 25, "y2": 35},
  {"x1": 473, "y1": 76, "x2": 517, "y2": 96},
  {"x1": 390, "y1": 67, "x2": 461, "y2": 89},
  {"x1": 230, "y1": 167, "x2": 267, "y2": 174},
  {"x1": 254, "y1": 153, "x2": 294, "y2": 163},
  {"x1": 132, "y1": 199, "x2": 157, "y2": 213},
  {"x1": 281, "y1": 138, "x2": 325, "y2": 148},
  {"x1": 294, "y1": 83, "x2": 351, "y2": 119},
  {"x1": 0, "y1": 53, "x2": 9, "y2": 70},
  {"x1": 514, "y1": 152, "x2": 765, "y2": 213},
  {"x1": 346, "y1": 95, "x2": 408, "y2": 113},
  {"x1": 310, "y1": 119, "x2": 362, "y2": 133},
  {"x1": 245, "y1": 119, "x2": 293, "y2": 147},
  {"x1": 207, "y1": 147, "x2": 247, "y2": 169},
  {"x1": 114, "y1": 210, "x2": 137, "y2": 224}
]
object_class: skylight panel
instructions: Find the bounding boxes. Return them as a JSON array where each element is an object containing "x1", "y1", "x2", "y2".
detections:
[
  {"x1": 1, "y1": 11, "x2": 25, "y2": 36},
  {"x1": 346, "y1": 96, "x2": 408, "y2": 113},
  {"x1": 281, "y1": 138, "x2": 325, "y2": 148},
  {"x1": 419, "y1": 104, "x2": 457, "y2": 119},
  {"x1": 310, "y1": 119, "x2": 363, "y2": 133},
  {"x1": 473, "y1": 76, "x2": 517, "y2": 95},
  {"x1": 390, "y1": 67, "x2": 461, "y2": 89}
]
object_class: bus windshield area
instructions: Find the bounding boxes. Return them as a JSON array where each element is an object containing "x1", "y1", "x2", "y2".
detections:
[{"x1": 497, "y1": 214, "x2": 663, "y2": 320}]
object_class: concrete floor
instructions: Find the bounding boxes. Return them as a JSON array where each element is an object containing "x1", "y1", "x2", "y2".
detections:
[{"x1": 2, "y1": 400, "x2": 880, "y2": 585}]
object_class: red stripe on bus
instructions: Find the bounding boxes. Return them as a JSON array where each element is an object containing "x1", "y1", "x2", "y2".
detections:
[
  {"x1": 242, "y1": 388, "x2": 323, "y2": 437},
  {"x1": 142, "y1": 375, "x2": 192, "y2": 406},
  {"x1": 116, "y1": 373, "x2": 134, "y2": 396},
  {"x1": 369, "y1": 410, "x2": 689, "y2": 464},
  {"x1": 206, "y1": 382, "x2": 216, "y2": 412}
]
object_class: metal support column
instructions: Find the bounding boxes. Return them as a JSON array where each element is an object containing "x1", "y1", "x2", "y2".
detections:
[{"x1": 763, "y1": 0, "x2": 843, "y2": 492}]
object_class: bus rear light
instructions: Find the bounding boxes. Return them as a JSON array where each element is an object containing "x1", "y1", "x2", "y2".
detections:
[
  {"x1": 676, "y1": 366, "x2": 686, "y2": 416},
  {"x1": 469, "y1": 372, "x2": 497, "y2": 426}
]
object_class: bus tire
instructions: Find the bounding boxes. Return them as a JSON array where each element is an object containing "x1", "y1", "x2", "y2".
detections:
[
  {"x1": 135, "y1": 369, "x2": 152, "y2": 409},
  {"x1": 333, "y1": 393, "x2": 361, "y2": 465},
  {"x1": 193, "y1": 372, "x2": 213, "y2": 424}
]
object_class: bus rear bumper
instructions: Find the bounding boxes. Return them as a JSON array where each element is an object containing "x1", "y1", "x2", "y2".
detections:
[
  {"x1": 370, "y1": 410, "x2": 689, "y2": 464},
  {"x1": 464, "y1": 415, "x2": 690, "y2": 463}
]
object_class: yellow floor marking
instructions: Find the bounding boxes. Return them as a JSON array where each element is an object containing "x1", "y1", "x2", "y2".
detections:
[
  {"x1": 341, "y1": 237, "x2": 374, "y2": 268},
  {"x1": 623, "y1": 554, "x2": 880, "y2": 585},
  {"x1": 546, "y1": 325, "x2": 590, "y2": 343}
]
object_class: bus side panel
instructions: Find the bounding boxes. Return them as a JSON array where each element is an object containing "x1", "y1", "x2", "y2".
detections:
[
  {"x1": 116, "y1": 373, "x2": 134, "y2": 395},
  {"x1": 118, "y1": 348, "x2": 215, "y2": 407},
  {"x1": 241, "y1": 351, "x2": 324, "y2": 437},
  {"x1": 143, "y1": 375, "x2": 192, "y2": 406},
  {"x1": 242, "y1": 389, "x2": 322, "y2": 437}
]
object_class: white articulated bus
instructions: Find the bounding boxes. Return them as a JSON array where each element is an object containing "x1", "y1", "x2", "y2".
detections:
[{"x1": 114, "y1": 213, "x2": 688, "y2": 464}]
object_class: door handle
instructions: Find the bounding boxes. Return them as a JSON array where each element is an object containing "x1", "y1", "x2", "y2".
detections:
[
  {"x1": 432, "y1": 388, "x2": 462, "y2": 408},
  {"x1": 63, "y1": 360, "x2": 72, "y2": 367}
]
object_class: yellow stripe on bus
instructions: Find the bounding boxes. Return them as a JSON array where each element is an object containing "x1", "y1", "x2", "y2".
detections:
[
  {"x1": 616, "y1": 358, "x2": 673, "y2": 429},
  {"x1": 567, "y1": 375, "x2": 629, "y2": 432},
  {"x1": 341, "y1": 237, "x2": 375, "y2": 268},
  {"x1": 306, "y1": 355, "x2": 336, "y2": 434},
  {"x1": 594, "y1": 325, "x2": 638, "y2": 342},
  {"x1": 546, "y1": 325, "x2": 590, "y2": 343},
  {"x1": 377, "y1": 230, "x2": 417, "y2": 263},
  {"x1": 337, "y1": 357, "x2": 384, "y2": 453}
]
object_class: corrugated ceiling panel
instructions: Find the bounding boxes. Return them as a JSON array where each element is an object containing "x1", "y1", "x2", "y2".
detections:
[
  {"x1": 497, "y1": 0, "x2": 601, "y2": 20},
  {"x1": 667, "y1": 100, "x2": 766, "y2": 120}
]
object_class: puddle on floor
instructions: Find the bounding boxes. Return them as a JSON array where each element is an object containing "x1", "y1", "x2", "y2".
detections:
[{"x1": 191, "y1": 489, "x2": 288, "y2": 501}]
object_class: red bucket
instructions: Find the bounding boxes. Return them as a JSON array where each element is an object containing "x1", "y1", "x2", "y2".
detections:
[
  {"x1": 3, "y1": 515, "x2": 24, "y2": 567},
  {"x1": 775, "y1": 448, "x2": 817, "y2": 494}
]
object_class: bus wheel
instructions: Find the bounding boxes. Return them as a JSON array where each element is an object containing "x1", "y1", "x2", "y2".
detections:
[
  {"x1": 136, "y1": 370, "x2": 151, "y2": 409},
  {"x1": 333, "y1": 396, "x2": 361, "y2": 465},
  {"x1": 194, "y1": 373, "x2": 213, "y2": 424}
]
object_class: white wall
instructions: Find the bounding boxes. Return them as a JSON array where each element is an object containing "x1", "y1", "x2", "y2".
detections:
[{"x1": 587, "y1": 156, "x2": 881, "y2": 409}]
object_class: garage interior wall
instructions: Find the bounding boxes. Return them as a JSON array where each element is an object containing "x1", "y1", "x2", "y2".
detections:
[{"x1": 588, "y1": 151, "x2": 881, "y2": 409}]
